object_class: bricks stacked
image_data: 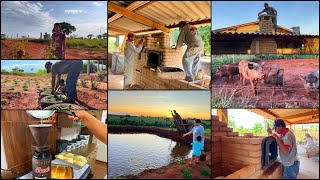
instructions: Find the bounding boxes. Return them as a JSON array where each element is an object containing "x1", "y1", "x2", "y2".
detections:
[
  {"x1": 259, "y1": 14, "x2": 274, "y2": 34},
  {"x1": 132, "y1": 32, "x2": 205, "y2": 89},
  {"x1": 250, "y1": 37, "x2": 277, "y2": 54}
]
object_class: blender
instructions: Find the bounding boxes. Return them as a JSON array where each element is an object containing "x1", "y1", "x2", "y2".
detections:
[{"x1": 29, "y1": 124, "x2": 52, "y2": 179}]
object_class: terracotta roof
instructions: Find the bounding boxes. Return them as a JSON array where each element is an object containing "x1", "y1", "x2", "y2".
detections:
[
  {"x1": 247, "y1": 109, "x2": 319, "y2": 124},
  {"x1": 211, "y1": 32, "x2": 319, "y2": 39},
  {"x1": 212, "y1": 21, "x2": 293, "y2": 34}
]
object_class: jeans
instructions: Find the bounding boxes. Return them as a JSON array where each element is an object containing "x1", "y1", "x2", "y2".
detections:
[
  {"x1": 283, "y1": 161, "x2": 300, "y2": 179},
  {"x1": 272, "y1": 17, "x2": 277, "y2": 32},
  {"x1": 66, "y1": 60, "x2": 83, "y2": 100},
  {"x1": 183, "y1": 51, "x2": 202, "y2": 81}
]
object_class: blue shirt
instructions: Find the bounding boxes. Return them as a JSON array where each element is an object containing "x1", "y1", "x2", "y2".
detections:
[
  {"x1": 192, "y1": 125, "x2": 205, "y2": 144},
  {"x1": 191, "y1": 141, "x2": 203, "y2": 156}
]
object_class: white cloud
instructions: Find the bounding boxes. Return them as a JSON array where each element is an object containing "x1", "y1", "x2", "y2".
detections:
[
  {"x1": 64, "y1": 9, "x2": 87, "y2": 14},
  {"x1": 36, "y1": 2, "x2": 43, "y2": 7},
  {"x1": 92, "y1": 2, "x2": 104, "y2": 7},
  {"x1": 1, "y1": 1, "x2": 57, "y2": 37}
]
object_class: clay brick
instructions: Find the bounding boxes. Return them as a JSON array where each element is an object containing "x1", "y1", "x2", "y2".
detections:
[
  {"x1": 227, "y1": 132, "x2": 239, "y2": 137},
  {"x1": 212, "y1": 126, "x2": 219, "y2": 132},
  {"x1": 212, "y1": 136, "x2": 221, "y2": 143},
  {"x1": 223, "y1": 146, "x2": 249, "y2": 156},
  {"x1": 212, "y1": 121, "x2": 228, "y2": 127},
  {"x1": 240, "y1": 144, "x2": 261, "y2": 151},
  {"x1": 219, "y1": 127, "x2": 233, "y2": 132},
  {"x1": 248, "y1": 150, "x2": 262, "y2": 157},
  {"x1": 213, "y1": 132, "x2": 227, "y2": 137},
  {"x1": 237, "y1": 165, "x2": 256, "y2": 179},
  {"x1": 221, "y1": 142, "x2": 241, "y2": 149},
  {"x1": 225, "y1": 172, "x2": 240, "y2": 179}
]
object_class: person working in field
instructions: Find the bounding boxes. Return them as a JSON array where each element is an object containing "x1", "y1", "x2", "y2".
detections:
[
  {"x1": 52, "y1": 23, "x2": 66, "y2": 59},
  {"x1": 183, "y1": 119, "x2": 205, "y2": 163},
  {"x1": 267, "y1": 119, "x2": 299, "y2": 179},
  {"x1": 173, "y1": 21, "x2": 204, "y2": 82},
  {"x1": 45, "y1": 60, "x2": 83, "y2": 103},
  {"x1": 123, "y1": 32, "x2": 145, "y2": 89},
  {"x1": 258, "y1": 3, "x2": 278, "y2": 33}
]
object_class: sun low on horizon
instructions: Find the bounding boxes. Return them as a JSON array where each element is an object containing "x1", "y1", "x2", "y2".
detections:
[{"x1": 108, "y1": 91, "x2": 211, "y2": 120}]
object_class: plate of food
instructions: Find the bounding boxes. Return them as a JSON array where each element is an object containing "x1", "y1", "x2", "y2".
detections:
[{"x1": 55, "y1": 152, "x2": 88, "y2": 169}]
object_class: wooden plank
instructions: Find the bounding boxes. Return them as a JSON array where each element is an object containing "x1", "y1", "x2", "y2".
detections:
[
  {"x1": 279, "y1": 110, "x2": 319, "y2": 120},
  {"x1": 108, "y1": 1, "x2": 154, "y2": 23},
  {"x1": 108, "y1": 26, "x2": 129, "y2": 35},
  {"x1": 108, "y1": 2, "x2": 170, "y2": 33}
]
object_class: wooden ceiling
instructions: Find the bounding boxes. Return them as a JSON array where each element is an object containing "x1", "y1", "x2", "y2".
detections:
[
  {"x1": 247, "y1": 109, "x2": 319, "y2": 125},
  {"x1": 108, "y1": 1, "x2": 211, "y2": 36}
]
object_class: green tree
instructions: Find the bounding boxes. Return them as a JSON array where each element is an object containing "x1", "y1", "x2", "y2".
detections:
[
  {"x1": 252, "y1": 122, "x2": 264, "y2": 136},
  {"x1": 227, "y1": 117, "x2": 236, "y2": 129},
  {"x1": 87, "y1": 34, "x2": 94, "y2": 39},
  {"x1": 53, "y1": 22, "x2": 76, "y2": 35},
  {"x1": 1, "y1": 34, "x2": 6, "y2": 39},
  {"x1": 12, "y1": 67, "x2": 24, "y2": 72},
  {"x1": 102, "y1": 33, "x2": 108, "y2": 39},
  {"x1": 97, "y1": 35, "x2": 102, "y2": 40},
  {"x1": 82, "y1": 61, "x2": 97, "y2": 73},
  {"x1": 108, "y1": 38, "x2": 117, "y2": 52}
]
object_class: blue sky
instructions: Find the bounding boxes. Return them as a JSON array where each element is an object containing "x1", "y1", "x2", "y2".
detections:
[
  {"x1": 1, "y1": 1, "x2": 107, "y2": 38},
  {"x1": 1, "y1": 60, "x2": 58, "y2": 72},
  {"x1": 212, "y1": 1, "x2": 319, "y2": 35}
]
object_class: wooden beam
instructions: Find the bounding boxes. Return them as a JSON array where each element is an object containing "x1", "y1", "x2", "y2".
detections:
[
  {"x1": 279, "y1": 110, "x2": 319, "y2": 120},
  {"x1": 108, "y1": 1, "x2": 154, "y2": 23},
  {"x1": 247, "y1": 109, "x2": 277, "y2": 119},
  {"x1": 108, "y1": 2, "x2": 170, "y2": 33},
  {"x1": 108, "y1": 26, "x2": 128, "y2": 35},
  {"x1": 291, "y1": 115, "x2": 319, "y2": 124},
  {"x1": 217, "y1": 109, "x2": 228, "y2": 123}
]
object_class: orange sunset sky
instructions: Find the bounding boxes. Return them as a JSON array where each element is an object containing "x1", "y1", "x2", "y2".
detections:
[{"x1": 108, "y1": 91, "x2": 210, "y2": 120}]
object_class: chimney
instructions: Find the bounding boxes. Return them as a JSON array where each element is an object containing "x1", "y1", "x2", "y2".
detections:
[
  {"x1": 258, "y1": 14, "x2": 274, "y2": 33},
  {"x1": 291, "y1": 26, "x2": 300, "y2": 35}
]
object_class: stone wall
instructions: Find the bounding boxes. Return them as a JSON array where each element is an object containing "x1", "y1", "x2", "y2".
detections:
[
  {"x1": 259, "y1": 14, "x2": 274, "y2": 34},
  {"x1": 250, "y1": 37, "x2": 277, "y2": 54}
]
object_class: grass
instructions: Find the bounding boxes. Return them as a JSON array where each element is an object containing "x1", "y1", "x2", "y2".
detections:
[
  {"x1": 7, "y1": 87, "x2": 15, "y2": 90},
  {"x1": 1, "y1": 69, "x2": 47, "y2": 76},
  {"x1": 3, "y1": 79, "x2": 10, "y2": 83},
  {"x1": 200, "y1": 168, "x2": 211, "y2": 177},
  {"x1": 66, "y1": 38, "x2": 107, "y2": 51},
  {"x1": 181, "y1": 169, "x2": 192, "y2": 179},
  {"x1": 212, "y1": 87, "x2": 256, "y2": 108},
  {"x1": 178, "y1": 160, "x2": 186, "y2": 165}
]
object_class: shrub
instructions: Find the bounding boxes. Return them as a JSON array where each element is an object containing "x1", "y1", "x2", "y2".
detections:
[
  {"x1": 80, "y1": 79, "x2": 88, "y2": 88},
  {"x1": 97, "y1": 70, "x2": 107, "y2": 81},
  {"x1": 3, "y1": 79, "x2": 10, "y2": 83},
  {"x1": 91, "y1": 80, "x2": 100, "y2": 90},
  {"x1": 7, "y1": 87, "x2": 15, "y2": 90},
  {"x1": 181, "y1": 169, "x2": 192, "y2": 179},
  {"x1": 200, "y1": 168, "x2": 211, "y2": 177},
  {"x1": 179, "y1": 160, "x2": 186, "y2": 165}
]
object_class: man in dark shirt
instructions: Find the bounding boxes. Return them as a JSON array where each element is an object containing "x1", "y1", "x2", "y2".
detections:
[
  {"x1": 258, "y1": 3, "x2": 278, "y2": 33},
  {"x1": 45, "y1": 60, "x2": 83, "y2": 103}
]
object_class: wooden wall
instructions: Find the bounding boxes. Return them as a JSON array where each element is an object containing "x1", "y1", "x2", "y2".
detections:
[{"x1": 1, "y1": 110, "x2": 61, "y2": 178}]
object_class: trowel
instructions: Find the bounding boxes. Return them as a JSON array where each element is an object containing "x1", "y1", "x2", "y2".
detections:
[{"x1": 26, "y1": 110, "x2": 77, "y2": 124}]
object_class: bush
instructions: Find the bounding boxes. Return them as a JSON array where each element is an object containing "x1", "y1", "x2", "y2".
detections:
[
  {"x1": 80, "y1": 79, "x2": 88, "y2": 88},
  {"x1": 179, "y1": 160, "x2": 186, "y2": 165},
  {"x1": 200, "y1": 168, "x2": 211, "y2": 177},
  {"x1": 91, "y1": 80, "x2": 100, "y2": 90},
  {"x1": 181, "y1": 169, "x2": 192, "y2": 179},
  {"x1": 7, "y1": 87, "x2": 15, "y2": 90},
  {"x1": 97, "y1": 70, "x2": 107, "y2": 81}
]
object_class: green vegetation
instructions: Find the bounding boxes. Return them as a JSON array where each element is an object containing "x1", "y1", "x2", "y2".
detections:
[
  {"x1": 97, "y1": 70, "x2": 107, "y2": 81},
  {"x1": 178, "y1": 160, "x2": 186, "y2": 165},
  {"x1": 212, "y1": 88, "x2": 256, "y2": 108},
  {"x1": 108, "y1": 37, "x2": 117, "y2": 52},
  {"x1": 200, "y1": 168, "x2": 211, "y2": 177},
  {"x1": 181, "y1": 169, "x2": 192, "y2": 179},
  {"x1": 212, "y1": 54, "x2": 319, "y2": 76},
  {"x1": 1, "y1": 69, "x2": 47, "y2": 76},
  {"x1": 80, "y1": 79, "x2": 88, "y2": 88},
  {"x1": 66, "y1": 38, "x2": 107, "y2": 50},
  {"x1": 91, "y1": 80, "x2": 101, "y2": 90},
  {"x1": 7, "y1": 87, "x2": 15, "y2": 90},
  {"x1": 3, "y1": 79, "x2": 10, "y2": 83},
  {"x1": 82, "y1": 61, "x2": 97, "y2": 73}
]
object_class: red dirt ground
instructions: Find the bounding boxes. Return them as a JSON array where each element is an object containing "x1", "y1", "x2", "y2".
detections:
[
  {"x1": 109, "y1": 126, "x2": 212, "y2": 179},
  {"x1": 212, "y1": 59, "x2": 319, "y2": 108},
  {"x1": 1, "y1": 40, "x2": 106, "y2": 59},
  {"x1": 1, "y1": 74, "x2": 107, "y2": 109}
]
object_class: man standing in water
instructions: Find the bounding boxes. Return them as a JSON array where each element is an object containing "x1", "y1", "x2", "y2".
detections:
[
  {"x1": 183, "y1": 119, "x2": 205, "y2": 154},
  {"x1": 45, "y1": 60, "x2": 83, "y2": 103}
]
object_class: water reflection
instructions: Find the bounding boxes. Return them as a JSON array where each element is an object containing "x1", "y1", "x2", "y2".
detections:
[{"x1": 108, "y1": 133, "x2": 192, "y2": 178}]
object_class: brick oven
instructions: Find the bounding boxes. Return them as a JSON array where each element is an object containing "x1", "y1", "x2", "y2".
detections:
[
  {"x1": 250, "y1": 14, "x2": 278, "y2": 54},
  {"x1": 131, "y1": 32, "x2": 207, "y2": 90},
  {"x1": 212, "y1": 115, "x2": 283, "y2": 179}
]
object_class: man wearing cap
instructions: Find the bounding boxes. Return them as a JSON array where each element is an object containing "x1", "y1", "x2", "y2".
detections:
[
  {"x1": 258, "y1": 3, "x2": 278, "y2": 33},
  {"x1": 183, "y1": 119, "x2": 205, "y2": 154},
  {"x1": 174, "y1": 21, "x2": 204, "y2": 82},
  {"x1": 45, "y1": 60, "x2": 83, "y2": 103},
  {"x1": 123, "y1": 32, "x2": 145, "y2": 89},
  {"x1": 267, "y1": 119, "x2": 299, "y2": 179}
]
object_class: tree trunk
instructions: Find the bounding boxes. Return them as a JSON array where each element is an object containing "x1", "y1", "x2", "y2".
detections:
[{"x1": 87, "y1": 60, "x2": 90, "y2": 75}]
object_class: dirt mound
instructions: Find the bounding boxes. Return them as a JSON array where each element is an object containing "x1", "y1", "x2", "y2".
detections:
[
  {"x1": 1, "y1": 91, "x2": 39, "y2": 109},
  {"x1": 1, "y1": 40, "x2": 106, "y2": 59},
  {"x1": 212, "y1": 59, "x2": 319, "y2": 108}
]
